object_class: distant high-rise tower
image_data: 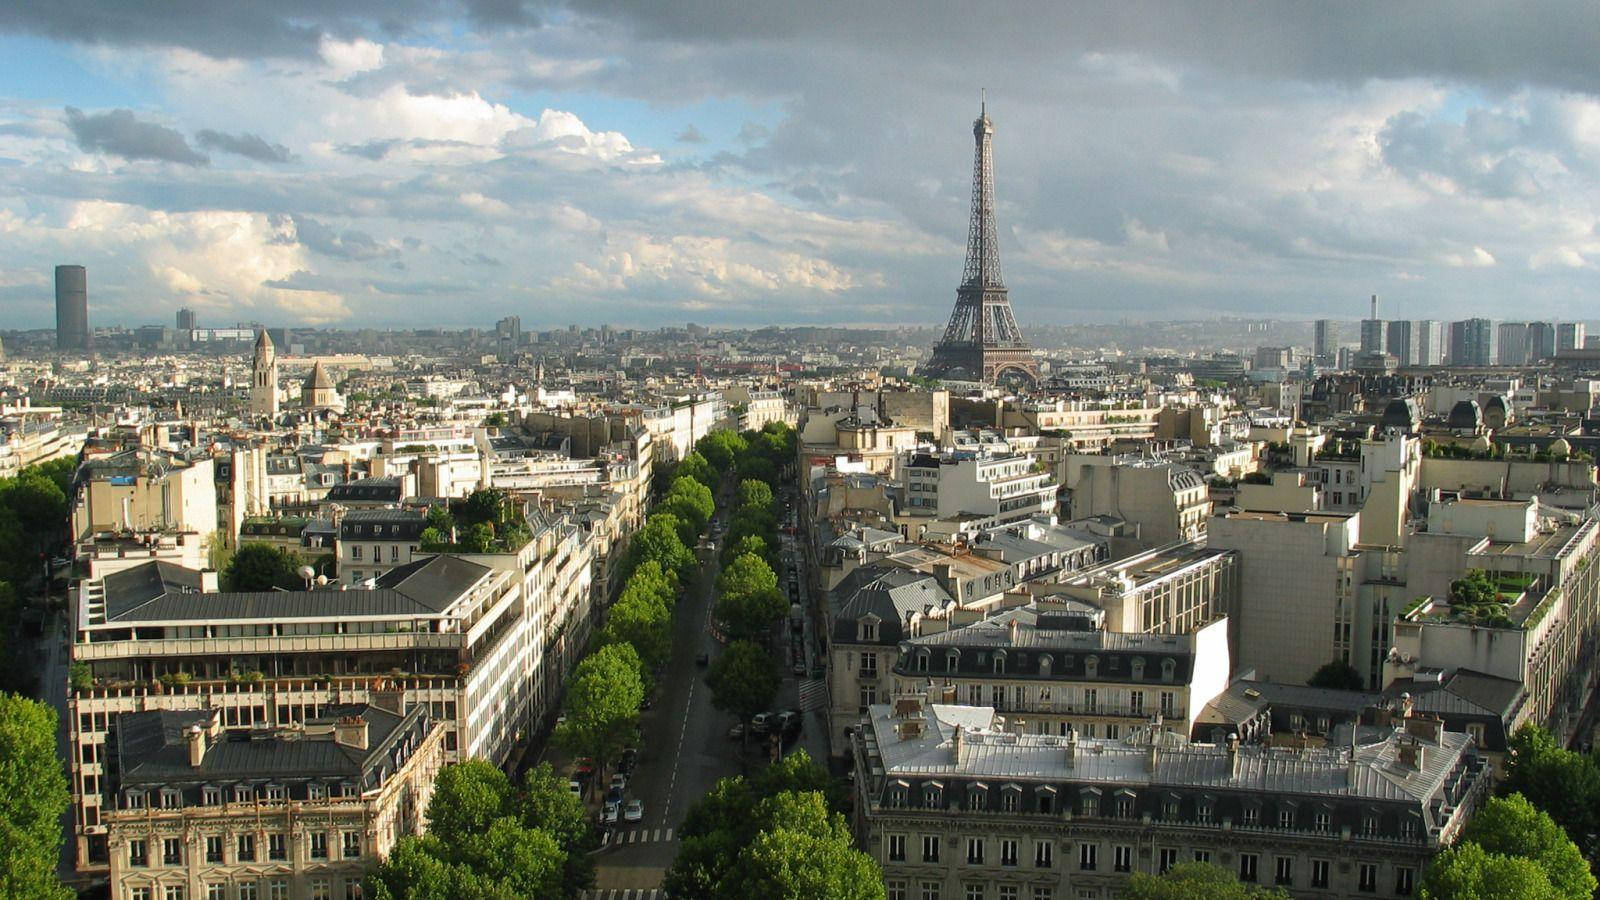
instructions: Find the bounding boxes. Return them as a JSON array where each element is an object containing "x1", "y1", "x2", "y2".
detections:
[
  {"x1": 1312, "y1": 319, "x2": 1338, "y2": 367},
  {"x1": 176, "y1": 307, "x2": 197, "y2": 331},
  {"x1": 1448, "y1": 318, "x2": 1495, "y2": 367},
  {"x1": 55, "y1": 264, "x2": 89, "y2": 351},
  {"x1": 1558, "y1": 322, "x2": 1586, "y2": 354},
  {"x1": 1359, "y1": 294, "x2": 1384, "y2": 355},
  {"x1": 1416, "y1": 320, "x2": 1443, "y2": 366},
  {"x1": 250, "y1": 330, "x2": 280, "y2": 418},
  {"x1": 1496, "y1": 322, "x2": 1530, "y2": 366},
  {"x1": 921, "y1": 103, "x2": 1039, "y2": 385},
  {"x1": 1386, "y1": 320, "x2": 1415, "y2": 366}
]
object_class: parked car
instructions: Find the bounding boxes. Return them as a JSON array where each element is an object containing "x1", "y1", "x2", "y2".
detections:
[
  {"x1": 573, "y1": 757, "x2": 596, "y2": 777},
  {"x1": 610, "y1": 772, "x2": 628, "y2": 793},
  {"x1": 776, "y1": 709, "x2": 802, "y2": 734},
  {"x1": 567, "y1": 779, "x2": 584, "y2": 798},
  {"x1": 606, "y1": 786, "x2": 624, "y2": 805},
  {"x1": 792, "y1": 661, "x2": 807, "y2": 676},
  {"x1": 602, "y1": 801, "x2": 620, "y2": 825},
  {"x1": 624, "y1": 799, "x2": 644, "y2": 823},
  {"x1": 618, "y1": 747, "x2": 638, "y2": 774},
  {"x1": 727, "y1": 722, "x2": 745, "y2": 740},
  {"x1": 750, "y1": 712, "x2": 774, "y2": 734},
  {"x1": 696, "y1": 652, "x2": 710, "y2": 666}
]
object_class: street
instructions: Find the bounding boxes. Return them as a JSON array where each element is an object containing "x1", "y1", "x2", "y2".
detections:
[{"x1": 586, "y1": 484, "x2": 828, "y2": 893}]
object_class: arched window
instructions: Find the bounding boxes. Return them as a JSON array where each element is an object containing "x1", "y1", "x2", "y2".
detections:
[{"x1": 993, "y1": 651, "x2": 1007, "y2": 675}]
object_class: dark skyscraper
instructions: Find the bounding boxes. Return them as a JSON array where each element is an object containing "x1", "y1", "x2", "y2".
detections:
[
  {"x1": 922, "y1": 103, "x2": 1038, "y2": 385},
  {"x1": 55, "y1": 264, "x2": 89, "y2": 351},
  {"x1": 176, "y1": 307, "x2": 197, "y2": 331}
]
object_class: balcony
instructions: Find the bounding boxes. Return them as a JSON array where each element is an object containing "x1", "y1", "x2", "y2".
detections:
[{"x1": 72, "y1": 631, "x2": 463, "y2": 662}]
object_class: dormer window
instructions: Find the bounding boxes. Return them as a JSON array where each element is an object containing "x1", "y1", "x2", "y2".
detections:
[
  {"x1": 922, "y1": 782, "x2": 943, "y2": 808},
  {"x1": 993, "y1": 651, "x2": 1006, "y2": 675},
  {"x1": 966, "y1": 784, "x2": 989, "y2": 811},
  {"x1": 234, "y1": 785, "x2": 253, "y2": 803},
  {"x1": 916, "y1": 651, "x2": 930, "y2": 673},
  {"x1": 202, "y1": 786, "x2": 221, "y2": 806},
  {"x1": 1131, "y1": 658, "x2": 1146, "y2": 680},
  {"x1": 946, "y1": 650, "x2": 960, "y2": 672},
  {"x1": 159, "y1": 789, "x2": 181, "y2": 809},
  {"x1": 1161, "y1": 658, "x2": 1176, "y2": 683},
  {"x1": 308, "y1": 783, "x2": 326, "y2": 800},
  {"x1": 1001, "y1": 785, "x2": 1022, "y2": 812},
  {"x1": 858, "y1": 619, "x2": 878, "y2": 642},
  {"x1": 1039, "y1": 655, "x2": 1053, "y2": 676},
  {"x1": 890, "y1": 781, "x2": 908, "y2": 808},
  {"x1": 125, "y1": 790, "x2": 146, "y2": 810},
  {"x1": 1085, "y1": 655, "x2": 1099, "y2": 678}
]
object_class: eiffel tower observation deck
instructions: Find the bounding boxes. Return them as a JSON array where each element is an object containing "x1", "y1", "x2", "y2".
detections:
[{"x1": 921, "y1": 103, "x2": 1041, "y2": 386}]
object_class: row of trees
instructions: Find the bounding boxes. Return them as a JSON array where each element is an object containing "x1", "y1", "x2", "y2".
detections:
[
  {"x1": 369, "y1": 760, "x2": 595, "y2": 899},
  {"x1": 664, "y1": 750, "x2": 882, "y2": 899},
  {"x1": 0, "y1": 458, "x2": 75, "y2": 694}
]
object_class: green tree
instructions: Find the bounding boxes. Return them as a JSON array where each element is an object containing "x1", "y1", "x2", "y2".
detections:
[
  {"x1": 1306, "y1": 659, "x2": 1365, "y2": 691},
  {"x1": 600, "y1": 590, "x2": 672, "y2": 672},
  {"x1": 737, "y1": 478, "x2": 774, "y2": 511},
  {"x1": 368, "y1": 836, "x2": 516, "y2": 900},
  {"x1": 714, "y1": 553, "x2": 786, "y2": 642},
  {"x1": 1458, "y1": 794, "x2": 1595, "y2": 900},
  {"x1": 1449, "y1": 569, "x2": 1497, "y2": 607},
  {"x1": 460, "y1": 488, "x2": 512, "y2": 528},
  {"x1": 696, "y1": 430, "x2": 748, "y2": 475},
  {"x1": 222, "y1": 543, "x2": 306, "y2": 591},
  {"x1": 426, "y1": 504, "x2": 455, "y2": 535},
  {"x1": 0, "y1": 693, "x2": 74, "y2": 900},
  {"x1": 426, "y1": 759, "x2": 513, "y2": 836},
  {"x1": 676, "y1": 451, "x2": 718, "y2": 491},
  {"x1": 706, "y1": 640, "x2": 779, "y2": 741},
  {"x1": 517, "y1": 762, "x2": 597, "y2": 892},
  {"x1": 556, "y1": 643, "x2": 645, "y2": 782},
  {"x1": 722, "y1": 534, "x2": 775, "y2": 568},
  {"x1": 721, "y1": 795, "x2": 883, "y2": 900},
  {"x1": 627, "y1": 514, "x2": 696, "y2": 584},
  {"x1": 663, "y1": 476, "x2": 715, "y2": 531},
  {"x1": 1421, "y1": 841, "x2": 1558, "y2": 900},
  {"x1": 1124, "y1": 862, "x2": 1292, "y2": 899},
  {"x1": 1500, "y1": 723, "x2": 1600, "y2": 859}
]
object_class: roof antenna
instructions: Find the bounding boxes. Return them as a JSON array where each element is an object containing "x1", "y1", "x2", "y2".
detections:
[{"x1": 981, "y1": 88, "x2": 986, "y2": 117}]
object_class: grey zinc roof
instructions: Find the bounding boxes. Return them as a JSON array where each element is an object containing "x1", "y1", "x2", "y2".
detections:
[
  {"x1": 904, "y1": 605, "x2": 1194, "y2": 655},
  {"x1": 870, "y1": 703, "x2": 1470, "y2": 805},
  {"x1": 832, "y1": 565, "x2": 955, "y2": 645},
  {"x1": 98, "y1": 556, "x2": 488, "y2": 624}
]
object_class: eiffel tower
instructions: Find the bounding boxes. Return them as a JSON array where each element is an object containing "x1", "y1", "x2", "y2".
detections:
[{"x1": 921, "y1": 103, "x2": 1040, "y2": 386}]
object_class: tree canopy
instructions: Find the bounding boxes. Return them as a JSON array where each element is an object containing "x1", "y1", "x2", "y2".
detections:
[
  {"x1": 696, "y1": 430, "x2": 748, "y2": 475},
  {"x1": 1306, "y1": 658, "x2": 1365, "y2": 691},
  {"x1": 0, "y1": 693, "x2": 74, "y2": 900},
  {"x1": 555, "y1": 643, "x2": 645, "y2": 779},
  {"x1": 1450, "y1": 793, "x2": 1595, "y2": 900},
  {"x1": 714, "y1": 553, "x2": 786, "y2": 642},
  {"x1": 737, "y1": 479, "x2": 774, "y2": 511},
  {"x1": 1421, "y1": 841, "x2": 1560, "y2": 900},
  {"x1": 676, "y1": 451, "x2": 718, "y2": 492},
  {"x1": 706, "y1": 640, "x2": 780, "y2": 728},
  {"x1": 1499, "y1": 723, "x2": 1600, "y2": 860},
  {"x1": 626, "y1": 513, "x2": 697, "y2": 585},
  {"x1": 369, "y1": 759, "x2": 594, "y2": 899},
  {"x1": 222, "y1": 542, "x2": 307, "y2": 591}
]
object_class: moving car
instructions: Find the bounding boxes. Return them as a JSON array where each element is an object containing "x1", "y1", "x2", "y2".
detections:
[
  {"x1": 624, "y1": 799, "x2": 644, "y2": 823},
  {"x1": 695, "y1": 652, "x2": 710, "y2": 667},
  {"x1": 618, "y1": 747, "x2": 638, "y2": 775}
]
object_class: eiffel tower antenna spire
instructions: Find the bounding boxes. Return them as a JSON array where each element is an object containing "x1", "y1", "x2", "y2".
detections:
[{"x1": 921, "y1": 100, "x2": 1039, "y2": 386}]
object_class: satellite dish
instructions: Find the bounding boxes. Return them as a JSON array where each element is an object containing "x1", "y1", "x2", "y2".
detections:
[{"x1": 297, "y1": 565, "x2": 316, "y2": 581}]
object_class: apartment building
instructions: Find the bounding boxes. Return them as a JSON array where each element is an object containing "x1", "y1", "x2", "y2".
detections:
[
  {"x1": 103, "y1": 699, "x2": 445, "y2": 900},
  {"x1": 899, "y1": 452, "x2": 1056, "y2": 529},
  {"x1": 73, "y1": 448, "x2": 218, "y2": 542},
  {"x1": 854, "y1": 697, "x2": 1489, "y2": 900},
  {"x1": 337, "y1": 509, "x2": 427, "y2": 584},
  {"x1": 1045, "y1": 541, "x2": 1238, "y2": 637},
  {"x1": 67, "y1": 553, "x2": 526, "y2": 874},
  {"x1": 1063, "y1": 456, "x2": 1210, "y2": 546}
]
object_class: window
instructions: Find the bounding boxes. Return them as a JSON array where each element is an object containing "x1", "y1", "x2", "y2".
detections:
[
  {"x1": 164, "y1": 888, "x2": 185, "y2": 900},
  {"x1": 1362, "y1": 815, "x2": 1379, "y2": 837},
  {"x1": 163, "y1": 837, "x2": 183, "y2": 865},
  {"x1": 1196, "y1": 799, "x2": 1213, "y2": 824},
  {"x1": 1401, "y1": 818, "x2": 1418, "y2": 840},
  {"x1": 311, "y1": 832, "x2": 328, "y2": 859},
  {"x1": 207, "y1": 886, "x2": 226, "y2": 900},
  {"x1": 1242, "y1": 805, "x2": 1259, "y2": 827},
  {"x1": 860, "y1": 686, "x2": 876, "y2": 711},
  {"x1": 999, "y1": 888, "x2": 1018, "y2": 900},
  {"x1": 130, "y1": 890, "x2": 152, "y2": 900},
  {"x1": 1083, "y1": 688, "x2": 1097, "y2": 712},
  {"x1": 1159, "y1": 848, "x2": 1178, "y2": 874},
  {"x1": 1160, "y1": 691, "x2": 1175, "y2": 716},
  {"x1": 1278, "y1": 808, "x2": 1295, "y2": 829},
  {"x1": 1032, "y1": 889, "x2": 1052, "y2": 900},
  {"x1": 890, "y1": 785, "x2": 907, "y2": 807},
  {"x1": 967, "y1": 837, "x2": 984, "y2": 865},
  {"x1": 390, "y1": 545, "x2": 400, "y2": 562},
  {"x1": 161, "y1": 789, "x2": 181, "y2": 809},
  {"x1": 1274, "y1": 856, "x2": 1293, "y2": 886},
  {"x1": 269, "y1": 833, "x2": 287, "y2": 861},
  {"x1": 1312, "y1": 859, "x2": 1330, "y2": 889},
  {"x1": 965, "y1": 885, "x2": 986, "y2": 900},
  {"x1": 1080, "y1": 794, "x2": 1099, "y2": 817},
  {"x1": 1130, "y1": 691, "x2": 1144, "y2": 715},
  {"x1": 859, "y1": 621, "x2": 878, "y2": 642},
  {"x1": 1114, "y1": 845, "x2": 1132, "y2": 872},
  {"x1": 202, "y1": 786, "x2": 221, "y2": 806},
  {"x1": 861, "y1": 652, "x2": 878, "y2": 675},
  {"x1": 921, "y1": 883, "x2": 941, "y2": 900},
  {"x1": 1162, "y1": 799, "x2": 1179, "y2": 820},
  {"x1": 888, "y1": 834, "x2": 906, "y2": 862},
  {"x1": 887, "y1": 882, "x2": 906, "y2": 900},
  {"x1": 343, "y1": 831, "x2": 362, "y2": 858},
  {"x1": 311, "y1": 881, "x2": 331, "y2": 900},
  {"x1": 1314, "y1": 811, "x2": 1331, "y2": 832},
  {"x1": 206, "y1": 835, "x2": 223, "y2": 862},
  {"x1": 1358, "y1": 863, "x2": 1378, "y2": 892},
  {"x1": 923, "y1": 784, "x2": 942, "y2": 808},
  {"x1": 238, "y1": 886, "x2": 257, "y2": 900},
  {"x1": 128, "y1": 839, "x2": 148, "y2": 867},
  {"x1": 1115, "y1": 795, "x2": 1134, "y2": 818},
  {"x1": 1002, "y1": 789, "x2": 1020, "y2": 812},
  {"x1": 351, "y1": 545, "x2": 363, "y2": 560},
  {"x1": 923, "y1": 835, "x2": 941, "y2": 863},
  {"x1": 1001, "y1": 839, "x2": 1019, "y2": 867},
  {"x1": 344, "y1": 881, "x2": 364, "y2": 900},
  {"x1": 1079, "y1": 843, "x2": 1097, "y2": 871},
  {"x1": 237, "y1": 834, "x2": 256, "y2": 862},
  {"x1": 269, "y1": 881, "x2": 290, "y2": 900},
  {"x1": 966, "y1": 787, "x2": 988, "y2": 811},
  {"x1": 1034, "y1": 841, "x2": 1053, "y2": 868},
  {"x1": 1395, "y1": 867, "x2": 1415, "y2": 896},
  {"x1": 1193, "y1": 850, "x2": 1211, "y2": 864},
  {"x1": 1239, "y1": 853, "x2": 1258, "y2": 882}
]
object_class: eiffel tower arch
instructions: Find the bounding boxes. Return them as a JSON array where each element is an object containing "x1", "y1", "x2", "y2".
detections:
[{"x1": 921, "y1": 104, "x2": 1040, "y2": 386}]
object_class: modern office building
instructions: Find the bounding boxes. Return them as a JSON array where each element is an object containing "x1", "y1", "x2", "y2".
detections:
[
  {"x1": 1385, "y1": 321, "x2": 1414, "y2": 366},
  {"x1": 1527, "y1": 321, "x2": 1556, "y2": 361},
  {"x1": 1447, "y1": 319, "x2": 1494, "y2": 367},
  {"x1": 1558, "y1": 322, "x2": 1587, "y2": 354},
  {"x1": 56, "y1": 263, "x2": 91, "y2": 351},
  {"x1": 1496, "y1": 322, "x2": 1530, "y2": 366},
  {"x1": 1312, "y1": 319, "x2": 1338, "y2": 367},
  {"x1": 854, "y1": 695, "x2": 1489, "y2": 900},
  {"x1": 175, "y1": 308, "x2": 197, "y2": 332},
  {"x1": 1415, "y1": 320, "x2": 1443, "y2": 366}
]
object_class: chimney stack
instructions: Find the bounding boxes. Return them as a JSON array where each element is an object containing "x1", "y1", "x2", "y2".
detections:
[
  {"x1": 1371, "y1": 294, "x2": 1378, "y2": 319},
  {"x1": 334, "y1": 716, "x2": 369, "y2": 750},
  {"x1": 953, "y1": 724, "x2": 964, "y2": 764},
  {"x1": 1064, "y1": 730, "x2": 1077, "y2": 770},
  {"x1": 1225, "y1": 733, "x2": 1240, "y2": 778},
  {"x1": 186, "y1": 723, "x2": 206, "y2": 768}
]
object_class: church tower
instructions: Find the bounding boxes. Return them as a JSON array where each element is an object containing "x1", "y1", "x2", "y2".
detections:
[{"x1": 249, "y1": 330, "x2": 280, "y2": 418}]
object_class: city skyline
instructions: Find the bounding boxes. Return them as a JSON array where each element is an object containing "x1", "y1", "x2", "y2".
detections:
[{"x1": 1, "y1": 3, "x2": 1597, "y2": 331}]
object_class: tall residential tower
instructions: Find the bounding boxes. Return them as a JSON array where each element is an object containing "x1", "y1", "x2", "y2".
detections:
[{"x1": 55, "y1": 264, "x2": 89, "y2": 351}]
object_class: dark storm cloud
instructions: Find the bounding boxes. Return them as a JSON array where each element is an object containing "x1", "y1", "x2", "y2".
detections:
[
  {"x1": 546, "y1": 0, "x2": 1600, "y2": 93},
  {"x1": 284, "y1": 215, "x2": 397, "y2": 260},
  {"x1": 195, "y1": 129, "x2": 295, "y2": 163},
  {"x1": 64, "y1": 107, "x2": 208, "y2": 165}
]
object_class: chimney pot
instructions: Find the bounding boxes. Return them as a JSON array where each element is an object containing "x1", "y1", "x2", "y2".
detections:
[{"x1": 186, "y1": 723, "x2": 206, "y2": 768}]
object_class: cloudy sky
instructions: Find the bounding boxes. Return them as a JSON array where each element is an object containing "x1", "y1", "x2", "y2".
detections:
[{"x1": 0, "y1": 2, "x2": 1597, "y2": 330}]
